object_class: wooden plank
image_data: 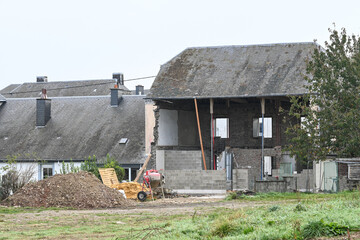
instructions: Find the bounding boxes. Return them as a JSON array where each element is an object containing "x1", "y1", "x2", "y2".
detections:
[
  {"x1": 134, "y1": 154, "x2": 152, "y2": 183},
  {"x1": 99, "y1": 168, "x2": 119, "y2": 187},
  {"x1": 194, "y1": 98, "x2": 207, "y2": 170}
]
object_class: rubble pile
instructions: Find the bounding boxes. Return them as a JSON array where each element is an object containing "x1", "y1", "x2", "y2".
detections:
[
  {"x1": 111, "y1": 182, "x2": 149, "y2": 199},
  {"x1": 1, "y1": 171, "x2": 132, "y2": 209}
]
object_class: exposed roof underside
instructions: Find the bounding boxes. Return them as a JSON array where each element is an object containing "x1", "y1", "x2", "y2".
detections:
[
  {"x1": 0, "y1": 96, "x2": 145, "y2": 164},
  {"x1": 0, "y1": 80, "x2": 130, "y2": 98},
  {"x1": 149, "y1": 42, "x2": 317, "y2": 99}
]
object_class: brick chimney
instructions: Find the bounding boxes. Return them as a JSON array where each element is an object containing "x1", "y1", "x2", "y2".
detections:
[
  {"x1": 112, "y1": 73, "x2": 124, "y2": 86},
  {"x1": 36, "y1": 76, "x2": 48, "y2": 83},
  {"x1": 36, "y1": 89, "x2": 51, "y2": 127},
  {"x1": 136, "y1": 85, "x2": 144, "y2": 95}
]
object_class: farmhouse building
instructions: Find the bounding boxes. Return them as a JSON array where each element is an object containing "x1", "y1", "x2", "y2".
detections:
[
  {"x1": 0, "y1": 74, "x2": 146, "y2": 181},
  {"x1": 147, "y1": 42, "x2": 318, "y2": 193}
]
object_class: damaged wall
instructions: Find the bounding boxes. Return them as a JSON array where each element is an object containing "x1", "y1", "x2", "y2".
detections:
[{"x1": 152, "y1": 98, "x2": 297, "y2": 173}]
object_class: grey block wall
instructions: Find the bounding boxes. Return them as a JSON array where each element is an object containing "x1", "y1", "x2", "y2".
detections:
[
  {"x1": 161, "y1": 170, "x2": 226, "y2": 190},
  {"x1": 232, "y1": 169, "x2": 249, "y2": 190},
  {"x1": 163, "y1": 150, "x2": 202, "y2": 170},
  {"x1": 295, "y1": 169, "x2": 313, "y2": 191}
]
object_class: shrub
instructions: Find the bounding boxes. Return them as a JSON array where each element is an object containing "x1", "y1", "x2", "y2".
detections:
[
  {"x1": 268, "y1": 205, "x2": 280, "y2": 212},
  {"x1": 103, "y1": 154, "x2": 125, "y2": 182},
  {"x1": 211, "y1": 219, "x2": 236, "y2": 237},
  {"x1": 80, "y1": 154, "x2": 125, "y2": 182},
  {"x1": 60, "y1": 160, "x2": 80, "y2": 174},
  {"x1": 294, "y1": 202, "x2": 307, "y2": 212},
  {"x1": 301, "y1": 219, "x2": 348, "y2": 238},
  {"x1": 0, "y1": 167, "x2": 35, "y2": 200},
  {"x1": 0, "y1": 155, "x2": 36, "y2": 200},
  {"x1": 81, "y1": 155, "x2": 100, "y2": 179}
]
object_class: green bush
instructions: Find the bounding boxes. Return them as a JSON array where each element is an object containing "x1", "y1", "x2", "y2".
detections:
[
  {"x1": 81, "y1": 155, "x2": 100, "y2": 179},
  {"x1": 80, "y1": 154, "x2": 125, "y2": 182},
  {"x1": 211, "y1": 219, "x2": 236, "y2": 237},
  {"x1": 301, "y1": 219, "x2": 348, "y2": 238},
  {"x1": 268, "y1": 205, "x2": 280, "y2": 212},
  {"x1": 103, "y1": 154, "x2": 125, "y2": 182},
  {"x1": 294, "y1": 202, "x2": 307, "y2": 212},
  {"x1": 60, "y1": 160, "x2": 80, "y2": 174}
]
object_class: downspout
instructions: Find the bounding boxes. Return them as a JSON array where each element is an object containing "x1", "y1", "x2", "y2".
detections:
[
  {"x1": 261, "y1": 98, "x2": 265, "y2": 180},
  {"x1": 194, "y1": 98, "x2": 207, "y2": 170},
  {"x1": 210, "y1": 99, "x2": 214, "y2": 170}
]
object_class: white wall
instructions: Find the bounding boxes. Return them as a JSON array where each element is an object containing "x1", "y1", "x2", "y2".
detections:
[
  {"x1": 53, "y1": 161, "x2": 82, "y2": 175},
  {"x1": 0, "y1": 162, "x2": 39, "y2": 182},
  {"x1": 158, "y1": 109, "x2": 178, "y2": 146},
  {"x1": 0, "y1": 161, "x2": 83, "y2": 181}
]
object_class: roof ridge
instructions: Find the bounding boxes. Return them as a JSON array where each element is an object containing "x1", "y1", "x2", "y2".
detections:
[
  {"x1": 185, "y1": 42, "x2": 317, "y2": 50},
  {"x1": 21, "y1": 79, "x2": 115, "y2": 84}
]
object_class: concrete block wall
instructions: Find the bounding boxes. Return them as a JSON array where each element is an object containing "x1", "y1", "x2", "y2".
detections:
[
  {"x1": 295, "y1": 169, "x2": 313, "y2": 191},
  {"x1": 164, "y1": 150, "x2": 202, "y2": 170},
  {"x1": 255, "y1": 177, "x2": 296, "y2": 193},
  {"x1": 339, "y1": 176, "x2": 360, "y2": 191},
  {"x1": 160, "y1": 170, "x2": 226, "y2": 193},
  {"x1": 233, "y1": 169, "x2": 250, "y2": 190}
]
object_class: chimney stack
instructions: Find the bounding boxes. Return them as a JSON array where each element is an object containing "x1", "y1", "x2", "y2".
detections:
[
  {"x1": 36, "y1": 89, "x2": 51, "y2": 127},
  {"x1": 110, "y1": 88, "x2": 122, "y2": 107},
  {"x1": 136, "y1": 85, "x2": 144, "y2": 95},
  {"x1": 36, "y1": 76, "x2": 48, "y2": 83},
  {"x1": 112, "y1": 73, "x2": 124, "y2": 86}
]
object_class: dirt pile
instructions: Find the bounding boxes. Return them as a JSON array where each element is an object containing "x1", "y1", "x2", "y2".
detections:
[
  {"x1": 1, "y1": 171, "x2": 133, "y2": 209},
  {"x1": 111, "y1": 182, "x2": 149, "y2": 199}
]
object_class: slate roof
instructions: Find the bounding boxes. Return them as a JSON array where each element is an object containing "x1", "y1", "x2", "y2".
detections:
[
  {"x1": 0, "y1": 94, "x2": 5, "y2": 102},
  {"x1": 0, "y1": 95, "x2": 145, "y2": 164},
  {"x1": 0, "y1": 79, "x2": 130, "y2": 98},
  {"x1": 149, "y1": 42, "x2": 318, "y2": 99}
]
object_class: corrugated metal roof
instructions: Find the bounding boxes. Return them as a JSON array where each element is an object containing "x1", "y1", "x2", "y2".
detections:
[
  {"x1": 149, "y1": 42, "x2": 318, "y2": 99},
  {"x1": 0, "y1": 95, "x2": 145, "y2": 164},
  {"x1": 0, "y1": 79, "x2": 130, "y2": 98}
]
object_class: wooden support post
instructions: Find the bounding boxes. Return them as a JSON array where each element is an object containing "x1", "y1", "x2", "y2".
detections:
[
  {"x1": 210, "y1": 98, "x2": 214, "y2": 170},
  {"x1": 134, "y1": 154, "x2": 152, "y2": 182},
  {"x1": 261, "y1": 98, "x2": 265, "y2": 180},
  {"x1": 194, "y1": 98, "x2": 207, "y2": 170}
]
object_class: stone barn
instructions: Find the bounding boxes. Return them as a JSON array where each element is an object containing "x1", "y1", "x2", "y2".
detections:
[{"x1": 147, "y1": 42, "x2": 318, "y2": 193}]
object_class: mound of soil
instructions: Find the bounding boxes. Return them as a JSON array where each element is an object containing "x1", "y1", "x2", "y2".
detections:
[{"x1": 1, "y1": 171, "x2": 133, "y2": 209}]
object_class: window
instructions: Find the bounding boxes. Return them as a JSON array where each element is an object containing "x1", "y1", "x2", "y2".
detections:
[
  {"x1": 264, "y1": 156, "x2": 272, "y2": 176},
  {"x1": 253, "y1": 117, "x2": 272, "y2": 138},
  {"x1": 42, "y1": 165, "x2": 53, "y2": 179},
  {"x1": 215, "y1": 118, "x2": 229, "y2": 138}
]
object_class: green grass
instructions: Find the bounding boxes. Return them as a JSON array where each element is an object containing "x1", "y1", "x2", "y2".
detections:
[{"x1": 1, "y1": 191, "x2": 360, "y2": 239}]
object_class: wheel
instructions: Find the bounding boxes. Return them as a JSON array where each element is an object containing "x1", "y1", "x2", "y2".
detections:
[{"x1": 137, "y1": 191, "x2": 147, "y2": 202}]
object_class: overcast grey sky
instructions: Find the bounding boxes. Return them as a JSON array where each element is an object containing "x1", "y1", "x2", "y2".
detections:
[{"x1": 0, "y1": 0, "x2": 359, "y2": 91}]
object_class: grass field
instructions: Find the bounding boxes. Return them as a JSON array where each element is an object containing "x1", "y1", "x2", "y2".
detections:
[{"x1": 1, "y1": 191, "x2": 360, "y2": 239}]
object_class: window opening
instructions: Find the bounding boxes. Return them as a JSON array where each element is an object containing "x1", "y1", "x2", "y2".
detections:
[
  {"x1": 253, "y1": 117, "x2": 272, "y2": 138},
  {"x1": 42, "y1": 165, "x2": 53, "y2": 179},
  {"x1": 215, "y1": 118, "x2": 229, "y2": 138},
  {"x1": 264, "y1": 156, "x2": 272, "y2": 176}
]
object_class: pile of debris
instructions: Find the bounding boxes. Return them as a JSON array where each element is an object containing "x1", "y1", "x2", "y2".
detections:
[{"x1": 1, "y1": 171, "x2": 132, "y2": 209}]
